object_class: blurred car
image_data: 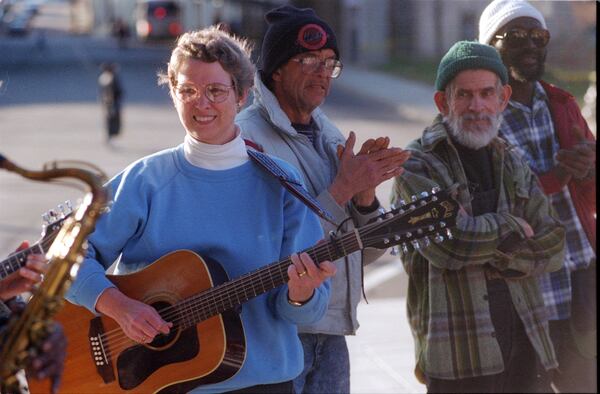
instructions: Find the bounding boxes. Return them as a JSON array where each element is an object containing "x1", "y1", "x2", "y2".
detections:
[{"x1": 135, "y1": 0, "x2": 182, "y2": 41}]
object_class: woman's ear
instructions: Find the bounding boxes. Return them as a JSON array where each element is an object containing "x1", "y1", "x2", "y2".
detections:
[{"x1": 237, "y1": 88, "x2": 249, "y2": 110}]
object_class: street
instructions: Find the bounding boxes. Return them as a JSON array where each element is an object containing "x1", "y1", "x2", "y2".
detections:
[{"x1": 0, "y1": 3, "x2": 430, "y2": 392}]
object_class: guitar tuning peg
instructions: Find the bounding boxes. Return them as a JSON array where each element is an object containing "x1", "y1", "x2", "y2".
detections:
[
  {"x1": 401, "y1": 243, "x2": 409, "y2": 254},
  {"x1": 378, "y1": 207, "x2": 386, "y2": 215},
  {"x1": 41, "y1": 212, "x2": 50, "y2": 225},
  {"x1": 411, "y1": 195, "x2": 418, "y2": 202},
  {"x1": 65, "y1": 200, "x2": 73, "y2": 212},
  {"x1": 428, "y1": 225, "x2": 435, "y2": 231},
  {"x1": 434, "y1": 233, "x2": 444, "y2": 243},
  {"x1": 420, "y1": 191, "x2": 429, "y2": 199},
  {"x1": 390, "y1": 246, "x2": 400, "y2": 256},
  {"x1": 47, "y1": 209, "x2": 58, "y2": 221},
  {"x1": 439, "y1": 221, "x2": 446, "y2": 228},
  {"x1": 417, "y1": 228, "x2": 423, "y2": 235},
  {"x1": 411, "y1": 239, "x2": 421, "y2": 250},
  {"x1": 431, "y1": 186, "x2": 441, "y2": 194},
  {"x1": 393, "y1": 234, "x2": 402, "y2": 242},
  {"x1": 419, "y1": 199, "x2": 427, "y2": 206},
  {"x1": 399, "y1": 199, "x2": 407, "y2": 207},
  {"x1": 390, "y1": 203, "x2": 396, "y2": 210},
  {"x1": 405, "y1": 231, "x2": 412, "y2": 238},
  {"x1": 422, "y1": 236, "x2": 431, "y2": 247},
  {"x1": 382, "y1": 238, "x2": 390, "y2": 245},
  {"x1": 57, "y1": 204, "x2": 67, "y2": 217},
  {"x1": 445, "y1": 228, "x2": 453, "y2": 240}
]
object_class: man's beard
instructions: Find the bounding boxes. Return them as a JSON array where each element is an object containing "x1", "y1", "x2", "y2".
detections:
[
  {"x1": 502, "y1": 48, "x2": 546, "y2": 83},
  {"x1": 444, "y1": 111, "x2": 503, "y2": 150}
]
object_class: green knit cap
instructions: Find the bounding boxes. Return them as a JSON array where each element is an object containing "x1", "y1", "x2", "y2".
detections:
[{"x1": 435, "y1": 40, "x2": 508, "y2": 91}]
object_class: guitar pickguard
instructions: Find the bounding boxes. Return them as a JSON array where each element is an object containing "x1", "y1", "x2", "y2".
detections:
[{"x1": 117, "y1": 326, "x2": 199, "y2": 390}]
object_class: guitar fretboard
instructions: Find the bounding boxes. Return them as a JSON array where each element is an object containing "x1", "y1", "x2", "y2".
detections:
[
  {"x1": 173, "y1": 229, "x2": 362, "y2": 328},
  {"x1": 0, "y1": 238, "x2": 52, "y2": 279}
]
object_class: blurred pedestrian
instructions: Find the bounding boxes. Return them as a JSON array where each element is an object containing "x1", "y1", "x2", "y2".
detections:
[
  {"x1": 237, "y1": 5, "x2": 409, "y2": 393},
  {"x1": 391, "y1": 41, "x2": 565, "y2": 393},
  {"x1": 98, "y1": 63, "x2": 124, "y2": 145},
  {"x1": 480, "y1": 1, "x2": 596, "y2": 391},
  {"x1": 112, "y1": 18, "x2": 129, "y2": 49}
]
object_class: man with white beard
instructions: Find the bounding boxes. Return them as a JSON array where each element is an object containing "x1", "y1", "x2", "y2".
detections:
[{"x1": 391, "y1": 41, "x2": 565, "y2": 393}]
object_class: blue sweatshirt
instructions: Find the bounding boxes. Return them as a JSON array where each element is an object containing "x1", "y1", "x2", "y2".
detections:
[{"x1": 66, "y1": 145, "x2": 329, "y2": 393}]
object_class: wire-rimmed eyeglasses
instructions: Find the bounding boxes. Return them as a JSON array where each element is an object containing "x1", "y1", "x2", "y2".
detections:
[
  {"x1": 290, "y1": 56, "x2": 343, "y2": 79},
  {"x1": 174, "y1": 82, "x2": 235, "y2": 104}
]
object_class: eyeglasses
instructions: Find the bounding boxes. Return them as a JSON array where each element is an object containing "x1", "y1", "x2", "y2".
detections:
[
  {"x1": 290, "y1": 56, "x2": 343, "y2": 78},
  {"x1": 494, "y1": 27, "x2": 550, "y2": 49},
  {"x1": 174, "y1": 82, "x2": 235, "y2": 104}
]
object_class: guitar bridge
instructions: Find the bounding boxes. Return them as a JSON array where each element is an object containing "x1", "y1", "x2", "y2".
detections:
[{"x1": 89, "y1": 316, "x2": 116, "y2": 383}]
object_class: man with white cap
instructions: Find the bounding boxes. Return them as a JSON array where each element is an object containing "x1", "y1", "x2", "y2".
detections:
[{"x1": 480, "y1": 1, "x2": 596, "y2": 392}]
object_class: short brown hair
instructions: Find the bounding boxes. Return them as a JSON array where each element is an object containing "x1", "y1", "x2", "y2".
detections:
[{"x1": 158, "y1": 25, "x2": 255, "y2": 99}]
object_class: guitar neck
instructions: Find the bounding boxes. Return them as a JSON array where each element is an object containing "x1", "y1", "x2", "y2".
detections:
[
  {"x1": 0, "y1": 243, "x2": 45, "y2": 279},
  {"x1": 178, "y1": 230, "x2": 362, "y2": 325}
]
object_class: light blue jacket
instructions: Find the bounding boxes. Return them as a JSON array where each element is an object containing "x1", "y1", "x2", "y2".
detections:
[
  {"x1": 66, "y1": 146, "x2": 329, "y2": 393},
  {"x1": 237, "y1": 74, "x2": 385, "y2": 335}
]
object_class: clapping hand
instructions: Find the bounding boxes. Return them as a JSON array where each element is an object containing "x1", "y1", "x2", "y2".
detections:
[{"x1": 331, "y1": 131, "x2": 410, "y2": 207}]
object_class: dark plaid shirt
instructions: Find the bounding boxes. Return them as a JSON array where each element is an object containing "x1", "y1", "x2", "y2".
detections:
[{"x1": 499, "y1": 82, "x2": 595, "y2": 320}]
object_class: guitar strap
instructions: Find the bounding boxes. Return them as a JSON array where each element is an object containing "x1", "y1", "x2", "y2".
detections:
[{"x1": 246, "y1": 148, "x2": 337, "y2": 226}]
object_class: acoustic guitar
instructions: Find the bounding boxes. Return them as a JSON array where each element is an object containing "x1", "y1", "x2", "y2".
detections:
[{"x1": 29, "y1": 188, "x2": 457, "y2": 393}]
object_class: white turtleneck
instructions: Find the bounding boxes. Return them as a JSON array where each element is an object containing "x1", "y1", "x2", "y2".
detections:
[{"x1": 183, "y1": 128, "x2": 249, "y2": 170}]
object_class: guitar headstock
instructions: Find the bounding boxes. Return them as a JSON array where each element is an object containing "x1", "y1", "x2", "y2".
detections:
[
  {"x1": 363, "y1": 187, "x2": 458, "y2": 254},
  {"x1": 41, "y1": 200, "x2": 73, "y2": 238}
]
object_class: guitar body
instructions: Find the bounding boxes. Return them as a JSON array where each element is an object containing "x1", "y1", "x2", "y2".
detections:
[
  {"x1": 28, "y1": 250, "x2": 245, "y2": 394},
  {"x1": 25, "y1": 188, "x2": 459, "y2": 393}
]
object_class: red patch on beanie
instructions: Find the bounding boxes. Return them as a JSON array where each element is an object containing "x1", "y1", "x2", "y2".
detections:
[{"x1": 297, "y1": 24, "x2": 327, "y2": 50}]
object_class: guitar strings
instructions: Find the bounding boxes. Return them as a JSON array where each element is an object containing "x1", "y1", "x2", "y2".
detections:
[
  {"x1": 94, "y1": 236, "x2": 364, "y2": 355},
  {"x1": 86, "y1": 213, "x2": 403, "y2": 357},
  {"x1": 93, "y1": 216, "x2": 398, "y2": 355}
]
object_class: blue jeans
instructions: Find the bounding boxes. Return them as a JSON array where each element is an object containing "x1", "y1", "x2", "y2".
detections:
[{"x1": 293, "y1": 334, "x2": 350, "y2": 394}]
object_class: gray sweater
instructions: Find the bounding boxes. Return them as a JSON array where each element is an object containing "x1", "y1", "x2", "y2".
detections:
[{"x1": 236, "y1": 74, "x2": 385, "y2": 335}]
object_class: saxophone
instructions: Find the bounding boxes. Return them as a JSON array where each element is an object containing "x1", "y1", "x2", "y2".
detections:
[{"x1": 0, "y1": 154, "x2": 108, "y2": 393}]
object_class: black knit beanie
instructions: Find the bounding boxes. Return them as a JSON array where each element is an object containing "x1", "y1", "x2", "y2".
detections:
[
  {"x1": 259, "y1": 5, "x2": 339, "y2": 84},
  {"x1": 435, "y1": 41, "x2": 508, "y2": 91}
]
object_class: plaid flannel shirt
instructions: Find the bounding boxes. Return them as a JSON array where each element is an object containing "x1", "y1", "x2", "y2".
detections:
[
  {"x1": 391, "y1": 116, "x2": 565, "y2": 380},
  {"x1": 499, "y1": 82, "x2": 595, "y2": 320}
]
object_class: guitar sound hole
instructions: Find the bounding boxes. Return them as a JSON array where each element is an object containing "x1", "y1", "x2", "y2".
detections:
[{"x1": 149, "y1": 300, "x2": 178, "y2": 348}]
